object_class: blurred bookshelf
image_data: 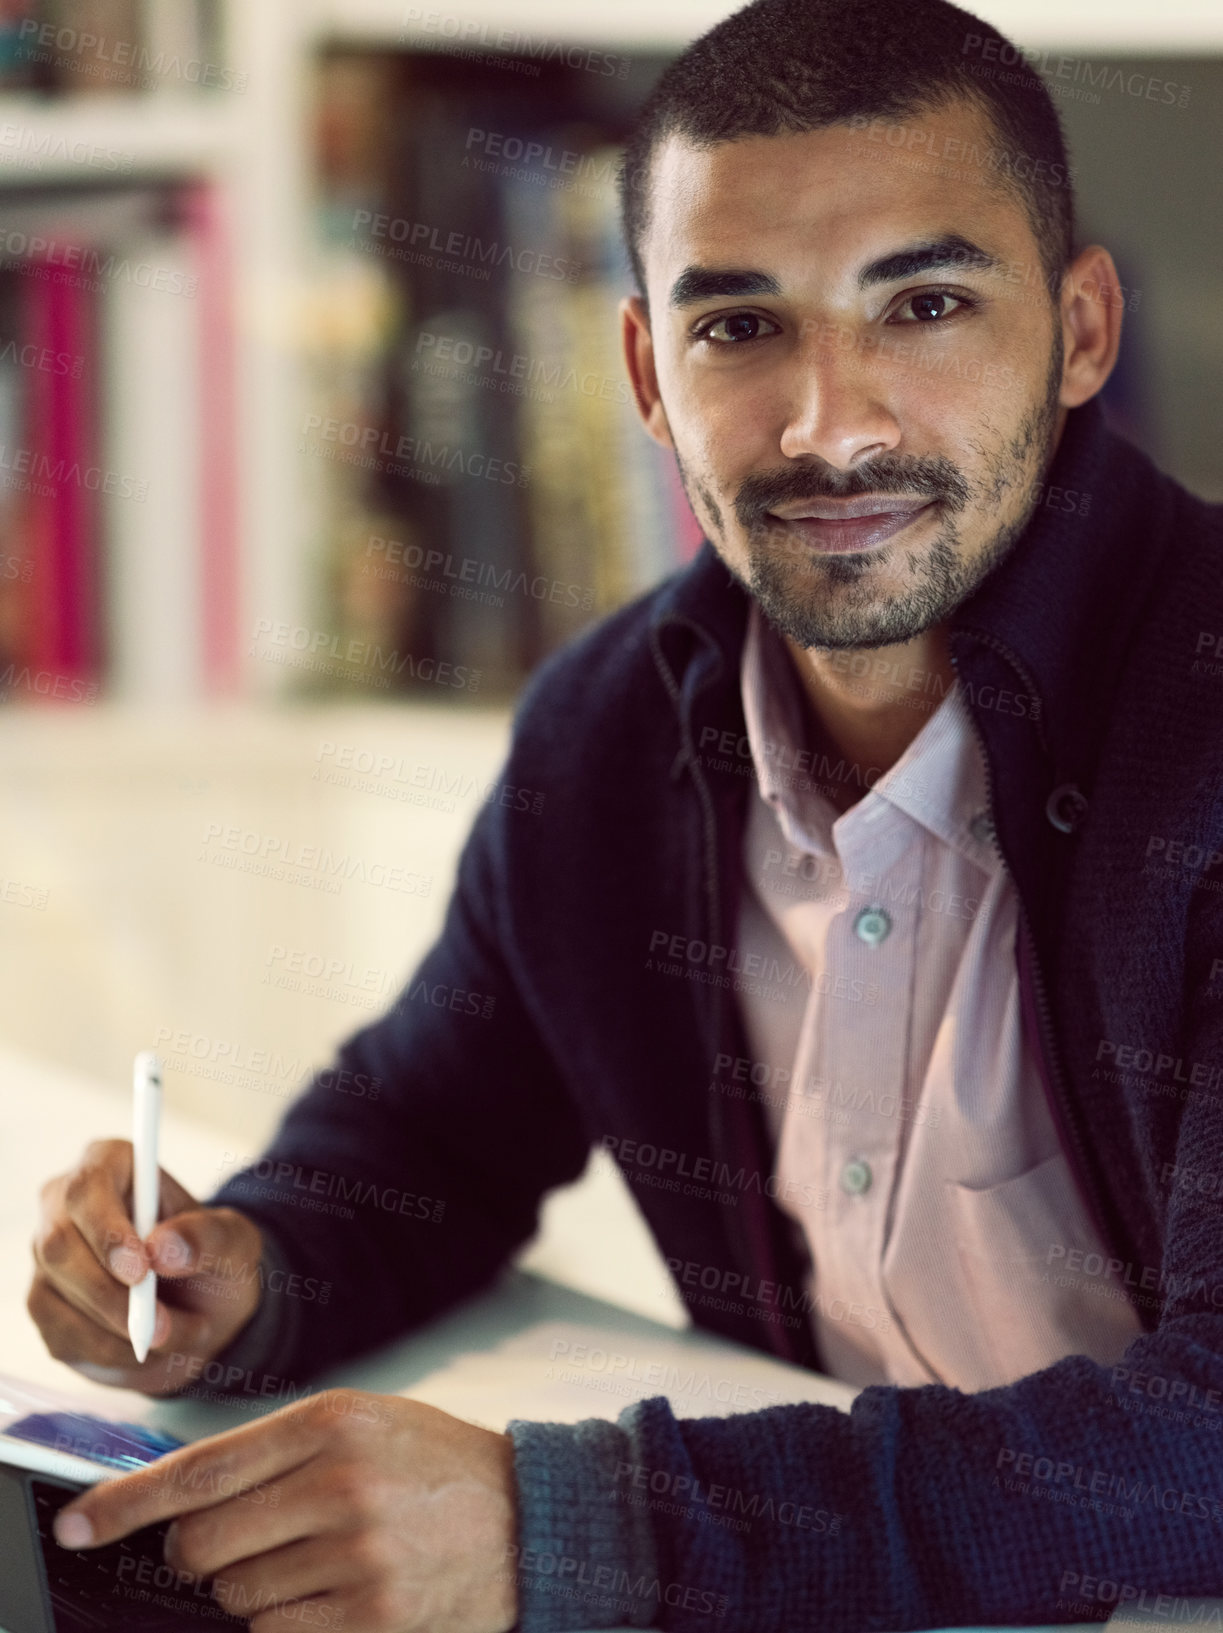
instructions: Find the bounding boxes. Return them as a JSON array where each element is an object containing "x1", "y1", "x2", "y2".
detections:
[
  {"x1": 0, "y1": 0, "x2": 709, "y2": 708},
  {"x1": 0, "y1": 0, "x2": 301, "y2": 705},
  {"x1": 0, "y1": 0, "x2": 1217, "y2": 708},
  {"x1": 301, "y1": 43, "x2": 706, "y2": 701}
]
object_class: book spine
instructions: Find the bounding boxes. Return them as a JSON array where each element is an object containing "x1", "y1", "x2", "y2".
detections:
[
  {"x1": 184, "y1": 180, "x2": 240, "y2": 696},
  {"x1": 23, "y1": 256, "x2": 101, "y2": 692},
  {"x1": 100, "y1": 226, "x2": 202, "y2": 700},
  {"x1": 0, "y1": 268, "x2": 32, "y2": 679}
]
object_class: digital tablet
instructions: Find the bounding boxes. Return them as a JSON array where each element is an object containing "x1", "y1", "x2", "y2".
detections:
[{"x1": 0, "y1": 1376, "x2": 247, "y2": 1633}]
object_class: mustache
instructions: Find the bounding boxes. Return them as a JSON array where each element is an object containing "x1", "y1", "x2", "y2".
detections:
[{"x1": 734, "y1": 455, "x2": 971, "y2": 531}]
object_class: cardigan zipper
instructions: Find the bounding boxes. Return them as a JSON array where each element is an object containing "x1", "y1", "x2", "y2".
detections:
[
  {"x1": 654, "y1": 616, "x2": 817, "y2": 1366},
  {"x1": 690, "y1": 739, "x2": 813, "y2": 1365},
  {"x1": 948, "y1": 643, "x2": 1140, "y2": 1317}
]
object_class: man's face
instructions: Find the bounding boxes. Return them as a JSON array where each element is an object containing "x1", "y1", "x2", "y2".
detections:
[{"x1": 633, "y1": 101, "x2": 1068, "y2": 651}]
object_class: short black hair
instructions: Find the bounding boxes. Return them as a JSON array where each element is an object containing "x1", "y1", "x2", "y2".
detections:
[{"x1": 619, "y1": 0, "x2": 1075, "y2": 303}]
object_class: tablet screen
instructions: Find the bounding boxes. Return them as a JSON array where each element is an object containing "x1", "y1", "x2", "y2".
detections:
[
  {"x1": 0, "y1": 1378, "x2": 247, "y2": 1631},
  {"x1": 9, "y1": 1412, "x2": 184, "y2": 1474}
]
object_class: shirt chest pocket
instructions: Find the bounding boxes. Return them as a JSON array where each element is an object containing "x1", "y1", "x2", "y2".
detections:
[{"x1": 947, "y1": 1152, "x2": 1144, "y2": 1386}]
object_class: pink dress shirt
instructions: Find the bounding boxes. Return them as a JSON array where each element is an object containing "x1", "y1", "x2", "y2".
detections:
[{"x1": 734, "y1": 603, "x2": 1142, "y2": 1390}]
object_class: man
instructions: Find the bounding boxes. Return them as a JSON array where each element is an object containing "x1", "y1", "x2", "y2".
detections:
[{"x1": 28, "y1": 0, "x2": 1223, "y2": 1627}]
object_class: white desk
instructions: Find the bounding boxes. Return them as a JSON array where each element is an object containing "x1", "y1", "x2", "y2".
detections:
[{"x1": 0, "y1": 1044, "x2": 1167, "y2": 1631}]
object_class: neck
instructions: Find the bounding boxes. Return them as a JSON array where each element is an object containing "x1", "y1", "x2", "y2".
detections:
[{"x1": 783, "y1": 623, "x2": 956, "y2": 806}]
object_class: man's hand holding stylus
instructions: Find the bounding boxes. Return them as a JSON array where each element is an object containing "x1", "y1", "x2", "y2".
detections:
[{"x1": 28, "y1": 1137, "x2": 265, "y2": 1394}]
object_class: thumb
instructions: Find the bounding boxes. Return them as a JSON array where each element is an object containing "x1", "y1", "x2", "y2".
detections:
[{"x1": 147, "y1": 1205, "x2": 261, "y2": 1283}]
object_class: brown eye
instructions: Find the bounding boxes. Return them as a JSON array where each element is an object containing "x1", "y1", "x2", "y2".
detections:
[
  {"x1": 701, "y1": 313, "x2": 780, "y2": 343},
  {"x1": 895, "y1": 291, "x2": 968, "y2": 323}
]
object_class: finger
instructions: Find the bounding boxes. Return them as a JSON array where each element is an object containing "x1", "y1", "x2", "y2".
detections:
[
  {"x1": 54, "y1": 1399, "x2": 326, "y2": 1548},
  {"x1": 304, "y1": 1587, "x2": 398, "y2": 1633},
  {"x1": 248, "y1": 1596, "x2": 344, "y2": 1633},
  {"x1": 27, "y1": 1276, "x2": 169, "y2": 1369},
  {"x1": 165, "y1": 1451, "x2": 392, "y2": 1583},
  {"x1": 27, "y1": 1276, "x2": 230, "y2": 1399},
  {"x1": 147, "y1": 1205, "x2": 260, "y2": 1286},
  {"x1": 51, "y1": 1140, "x2": 151, "y2": 1285},
  {"x1": 180, "y1": 1532, "x2": 350, "y2": 1615},
  {"x1": 31, "y1": 1217, "x2": 140, "y2": 1343},
  {"x1": 140, "y1": 1175, "x2": 209, "y2": 1275},
  {"x1": 57, "y1": 1146, "x2": 204, "y2": 1284}
]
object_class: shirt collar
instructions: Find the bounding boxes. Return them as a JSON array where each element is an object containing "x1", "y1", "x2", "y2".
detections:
[{"x1": 740, "y1": 601, "x2": 998, "y2": 869}]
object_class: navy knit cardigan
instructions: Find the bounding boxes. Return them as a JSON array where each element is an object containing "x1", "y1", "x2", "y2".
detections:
[{"x1": 213, "y1": 398, "x2": 1223, "y2": 1631}]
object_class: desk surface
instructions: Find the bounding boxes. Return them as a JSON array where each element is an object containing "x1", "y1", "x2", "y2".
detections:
[
  {"x1": 0, "y1": 1043, "x2": 1154, "y2": 1632},
  {"x1": 0, "y1": 1042, "x2": 855, "y2": 1433}
]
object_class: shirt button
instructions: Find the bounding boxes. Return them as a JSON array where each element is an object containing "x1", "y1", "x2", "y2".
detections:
[
  {"x1": 853, "y1": 906, "x2": 892, "y2": 945},
  {"x1": 841, "y1": 1157, "x2": 872, "y2": 1195},
  {"x1": 969, "y1": 810, "x2": 994, "y2": 844}
]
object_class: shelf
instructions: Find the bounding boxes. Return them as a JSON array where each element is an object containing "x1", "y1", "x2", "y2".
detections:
[
  {"x1": 0, "y1": 91, "x2": 245, "y2": 185},
  {"x1": 310, "y1": 0, "x2": 1223, "y2": 53},
  {"x1": 310, "y1": 0, "x2": 732, "y2": 50}
]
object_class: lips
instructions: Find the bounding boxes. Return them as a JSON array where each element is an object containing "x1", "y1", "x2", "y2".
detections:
[
  {"x1": 768, "y1": 494, "x2": 932, "y2": 521},
  {"x1": 765, "y1": 497, "x2": 936, "y2": 553}
]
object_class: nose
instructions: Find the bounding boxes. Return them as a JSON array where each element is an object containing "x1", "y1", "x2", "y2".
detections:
[{"x1": 778, "y1": 322, "x2": 902, "y2": 470}]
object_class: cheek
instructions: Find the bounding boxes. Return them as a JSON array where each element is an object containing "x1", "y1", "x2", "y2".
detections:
[
  {"x1": 887, "y1": 362, "x2": 1028, "y2": 469},
  {"x1": 672, "y1": 393, "x2": 774, "y2": 488},
  {"x1": 879, "y1": 338, "x2": 1012, "y2": 407},
  {"x1": 661, "y1": 345, "x2": 772, "y2": 435}
]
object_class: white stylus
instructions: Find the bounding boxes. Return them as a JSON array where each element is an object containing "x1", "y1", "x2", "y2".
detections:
[{"x1": 127, "y1": 1051, "x2": 162, "y2": 1363}]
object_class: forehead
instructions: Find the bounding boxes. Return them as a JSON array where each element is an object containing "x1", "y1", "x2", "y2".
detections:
[{"x1": 644, "y1": 102, "x2": 1030, "y2": 288}]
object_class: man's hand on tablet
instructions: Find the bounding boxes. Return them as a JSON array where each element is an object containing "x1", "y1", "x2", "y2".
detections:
[
  {"x1": 52, "y1": 1389, "x2": 519, "y2": 1633},
  {"x1": 28, "y1": 1138, "x2": 265, "y2": 1395}
]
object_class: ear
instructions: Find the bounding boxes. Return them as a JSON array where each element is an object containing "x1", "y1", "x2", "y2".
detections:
[
  {"x1": 620, "y1": 295, "x2": 675, "y2": 450},
  {"x1": 1056, "y1": 244, "x2": 1124, "y2": 409}
]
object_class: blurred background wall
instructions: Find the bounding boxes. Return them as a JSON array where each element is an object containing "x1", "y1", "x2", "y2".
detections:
[{"x1": 0, "y1": 0, "x2": 1217, "y2": 1317}]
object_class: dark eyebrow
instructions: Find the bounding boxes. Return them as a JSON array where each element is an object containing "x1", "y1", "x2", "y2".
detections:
[
  {"x1": 667, "y1": 235, "x2": 999, "y2": 310},
  {"x1": 668, "y1": 266, "x2": 782, "y2": 308},
  {"x1": 858, "y1": 234, "x2": 1000, "y2": 288}
]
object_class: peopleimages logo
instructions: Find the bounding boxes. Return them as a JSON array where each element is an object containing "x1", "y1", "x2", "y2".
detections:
[
  {"x1": 461, "y1": 129, "x2": 623, "y2": 197},
  {"x1": 0, "y1": 337, "x2": 83, "y2": 376},
  {"x1": 222, "y1": 1154, "x2": 445, "y2": 1224},
  {"x1": 402, "y1": 10, "x2": 629, "y2": 78},
  {"x1": 15, "y1": 18, "x2": 248, "y2": 92},
  {"x1": 251, "y1": 617, "x2": 481, "y2": 693},
  {"x1": 0, "y1": 127, "x2": 132, "y2": 174},
  {"x1": 960, "y1": 33, "x2": 1191, "y2": 109},
  {"x1": 300, "y1": 413, "x2": 528, "y2": 488},
  {"x1": 1059, "y1": 1571, "x2": 1223, "y2": 1621},
  {"x1": 349, "y1": 208, "x2": 581, "y2": 282},
  {"x1": 995, "y1": 1446, "x2": 1223, "y2": 1524},
  {"x1": 364, "y1": 534, "x2": 593, "y2": 608},
  {"x1": 413, "y1": 328, "x2": 629, "y2": 404},
  {"x1": 503, "y1": 1544, "x2": 729, "y2": 1618},
  {"x1": 0, "y1": 438, "x2": 147, "y2": 499},
  {"x1": 613, "y1": 1459, "x2": 844, "y2": 1536},
  {"x1": 0, "y1": 226, "x2": 197, "y2": 292},
  {"x1": 600, "y1": 1132, "x2": 823, "y2": 1209},
  {"x1": 197, "y1": 820, "x2": 433, "y2": 898},
  {"x1": 847, "y1": 111, "x2": 1073, "y2": 187}
]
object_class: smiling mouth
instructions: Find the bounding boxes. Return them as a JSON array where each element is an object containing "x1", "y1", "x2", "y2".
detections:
[{"x1": 764, "y1": 498, "x2": 936, "y2": 554}]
